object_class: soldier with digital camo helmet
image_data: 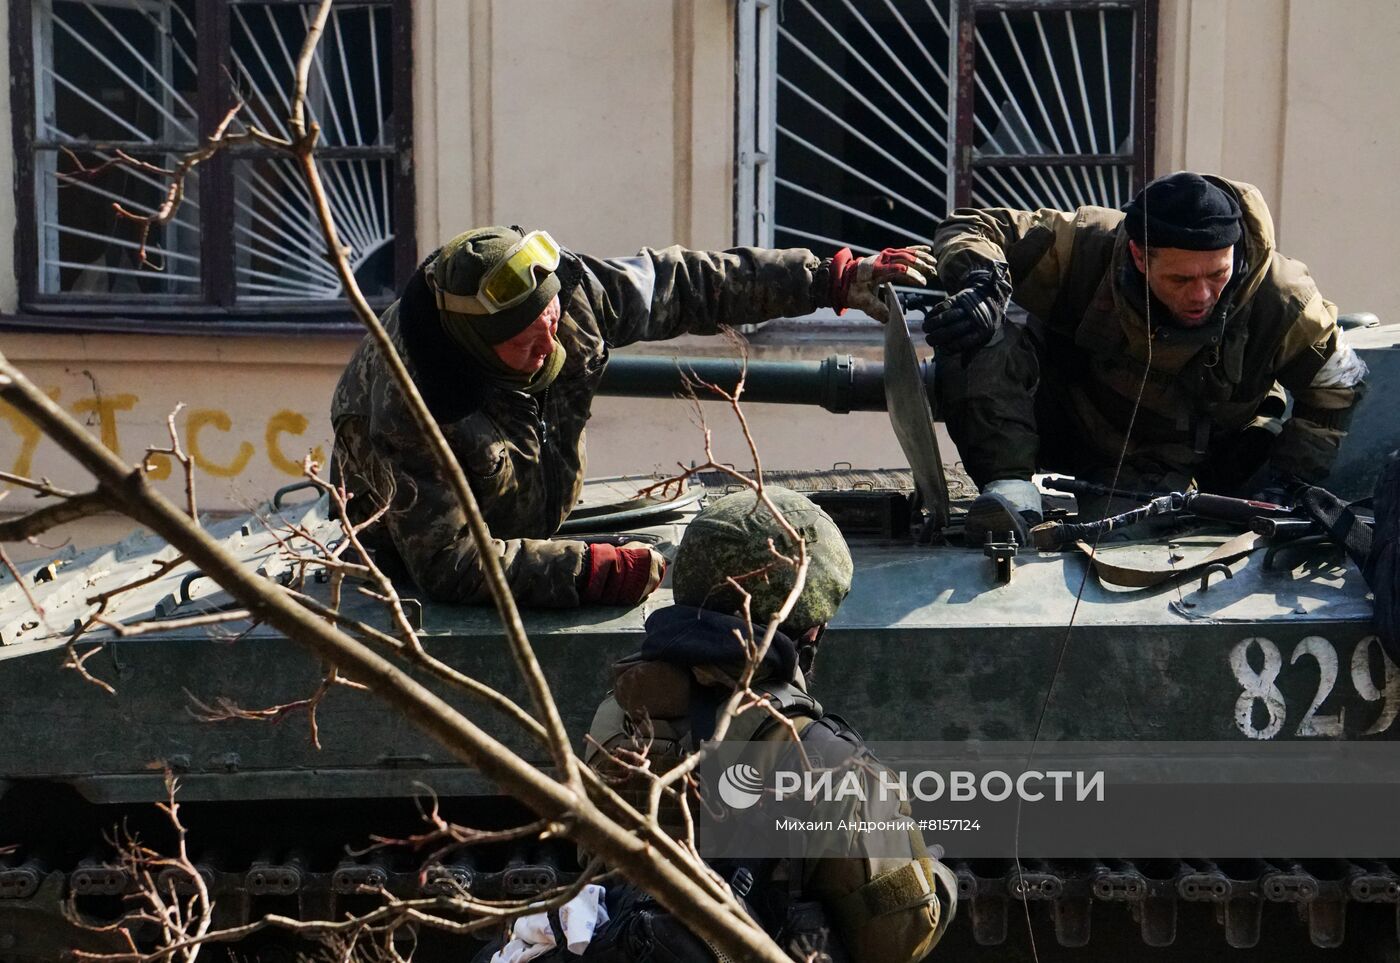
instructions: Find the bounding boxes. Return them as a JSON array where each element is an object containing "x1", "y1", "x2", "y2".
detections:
[
  {"x1": 920, "y1": 172, "x2": 1369, "y2": 545},
  {"x1": 578, "y1": 486, "x2": 955, "y2": 962},
  {"x1": 331, "y1": 228, "x2": 936, "y2": 608}
]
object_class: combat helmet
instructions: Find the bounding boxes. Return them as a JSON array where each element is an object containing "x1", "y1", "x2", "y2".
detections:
[
  {"x1": 672, "y1": 486, "x2": 853, "y2": 635},
  {"x1": 427, "y1": 226, "x2": 561, "y2": 344}
]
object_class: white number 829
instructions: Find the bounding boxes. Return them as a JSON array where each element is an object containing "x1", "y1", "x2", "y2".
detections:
[{"x1": 1230, "y1": 635, "x2": 1399, "y2": 740}]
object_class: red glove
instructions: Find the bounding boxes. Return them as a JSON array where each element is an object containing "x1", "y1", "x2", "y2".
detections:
[
  {"x1": 828, "y1": 245, "x2": 937, "y2": 320},
  {"x1": 581, "y1": 543, "x2": 666, "y2": 606}
]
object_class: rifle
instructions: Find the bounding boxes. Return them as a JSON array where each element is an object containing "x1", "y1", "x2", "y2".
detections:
[{"x1": 1031, "y1": 476, "x2": 1313, "y2": 550}]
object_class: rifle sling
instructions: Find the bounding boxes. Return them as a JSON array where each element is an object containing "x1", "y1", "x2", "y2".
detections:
[{"x1": 1074, "y1": 531, "x2": 1265, "y2": 588}]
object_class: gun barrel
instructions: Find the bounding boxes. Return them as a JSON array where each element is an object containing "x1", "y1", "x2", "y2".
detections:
[
  {"x1": 597, "y1": 353, "x2": 929, "y2": 414},
  {"x1": 1182, "y1": 492, "x2": 1296, "y2": 522}
]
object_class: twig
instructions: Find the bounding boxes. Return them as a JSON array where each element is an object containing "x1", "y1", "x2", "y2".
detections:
[
  {"x1": 183, "y1": 664, "x2": 356, "y2": 751},
  {"x1": 95, "y1": 608, "x2": 254, "y2": 638},
  {"x1": 283, "y1": 585, "x2": 548, "y2": 744},
  {"x1": 58, "y1": 554, "x2": 189, "y2": 693},
  {"x1": 0, "y1": 469, "x2": 77, "y2": 498},
  {"x1": 0, "y1": 365, "x2": 777, "y2": 959},
  {"x1": 0, "y1": 490, "x2": 109, "y2": 541},
  {"x1": 58, "y1": 105, "x2": 244, "y2": 271},
  {"x1": 631, "y1": 357, "x2": 813, "y2": 822},
  {"x1": 141, "y1": 404, "x2": 197, "y2": 522},
  {"x1": 0, "y1": 544, "x2": 46, "y2": 620},
  {"x1": 0, "y1": 6, "x2": 782, "y2": 954}
]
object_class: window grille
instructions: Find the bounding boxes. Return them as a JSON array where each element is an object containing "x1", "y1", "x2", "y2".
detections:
[
  {"x1": 736, "y1": 0, "x2": 1154, "y2": 260},
  {"x1": 955, "y1": 0, "x2": 1150, "y2": 211},
  {"x1": 11, "y1": 0, "x2": 414, "y2": 319}
]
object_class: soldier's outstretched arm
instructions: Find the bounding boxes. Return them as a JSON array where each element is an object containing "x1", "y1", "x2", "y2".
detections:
[
  {"x1": 1270, "y1": 273, "x2": 1369, "y2": 483},
  {"x1": 575, "y1": 241, "x2": 937, "y2": 344},
  {"x1": 576, "y1": 246, "x2": 825, "y2": 347}
]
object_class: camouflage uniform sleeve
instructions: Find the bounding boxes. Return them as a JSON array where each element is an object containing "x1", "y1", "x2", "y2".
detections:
[
  {"x1": 1269, "y1": 256, "x2": 1369, "y2": 482},
  {"x1": 367, "y1": 421, "x2": 587, "y2": 608},
  {"x1": 575, "y1": 246, "x2": 825, "y2": 348},
  {"x1": 932, "y1": 206, "x2": 1084, "y2": 319}
]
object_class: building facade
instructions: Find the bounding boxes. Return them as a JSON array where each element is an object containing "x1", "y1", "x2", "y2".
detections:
[{"x1": 2, "y1": 0, "x2": 1396, "y2": 552}]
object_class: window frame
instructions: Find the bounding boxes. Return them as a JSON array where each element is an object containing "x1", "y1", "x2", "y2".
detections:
[
  {"x1": 7, "y1": 0, "x2": 416, "y2": 330},
  {"x1": 952, "y1": 0, "x2": 1157, "y2": 207},
  {"x1": 735, "y1": 0, "x2": 1157, "y2": 256}
]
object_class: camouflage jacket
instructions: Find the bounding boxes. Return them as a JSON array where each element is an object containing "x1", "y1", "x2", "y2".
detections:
[
  {"x1": 584, "y1": 606, "x2": 954, "y2": 963},
  {"x1": 932, "y1": 177, "x2": 1367, "y2": 482},
  {"x1": 331, "y1": 245, "x2": 828, "y2": 607}
]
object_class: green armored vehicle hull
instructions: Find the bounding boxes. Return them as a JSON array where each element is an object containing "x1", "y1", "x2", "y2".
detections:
[{"x1": 0, "y1": 320, "x2": 1397, "y2": 960}]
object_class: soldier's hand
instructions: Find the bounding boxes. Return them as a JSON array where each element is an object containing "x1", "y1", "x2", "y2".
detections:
[
  {"x1": 830, "y1": 245, "x2": 936, "y2": 322},
  {"x1": 921, "y1": 263, "x2": 1013, "y2": 352},
  {"x1": 619, "y1": 541, "x2": 667, "y2": 596},
  {"x1": 581, "y1": 542, "x2": 666, "y2": 606}
]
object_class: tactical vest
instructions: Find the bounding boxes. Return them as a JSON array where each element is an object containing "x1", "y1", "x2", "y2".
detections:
[
  {"x1": 1041, "y1": 210, "x2": 1313, "y2": 480},
  {"x1": 584, "y1": 679, "x2": 821, "y2": 840},
  {"x1": 585, "y1": 678, "x2": 954, "y2": 963}
]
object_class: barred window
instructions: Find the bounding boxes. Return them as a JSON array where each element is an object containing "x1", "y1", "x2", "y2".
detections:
[
  {"x1": 737, "y1": 0, "x2": 1154, "y2": 257},
  {"x1": 11, "y1": 0, "x2": 415, "y2": 323}
]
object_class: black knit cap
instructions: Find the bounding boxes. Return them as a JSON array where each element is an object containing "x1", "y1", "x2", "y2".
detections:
[{"x1": 1123, "y1": 172, "x2": 1242, "y2": 250}]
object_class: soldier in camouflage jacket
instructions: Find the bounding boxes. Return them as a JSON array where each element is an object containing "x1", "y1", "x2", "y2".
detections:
[
  {"x1": 921, "y1": 172, "x2": 1368, "y2": 542},
  {"x1": 331, "y1": 227, "x2": 935, "y2": 607}
]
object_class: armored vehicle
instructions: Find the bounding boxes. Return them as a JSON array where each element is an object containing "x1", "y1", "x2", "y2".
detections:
[{"x1": 1, "y1": 313, "x2": 1397, "y2": 960}]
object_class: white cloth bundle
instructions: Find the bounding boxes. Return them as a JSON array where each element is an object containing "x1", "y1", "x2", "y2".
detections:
[{"x1": 490, "y1": 884, "x2": 610, "y2": 962}]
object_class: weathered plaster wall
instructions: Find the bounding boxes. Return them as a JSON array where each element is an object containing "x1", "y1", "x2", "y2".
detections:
[
  {"x1": 1274, "y1": 1, "x2": 1400, "y2": 324},
  {"x1": 0, "y1": 329, "x2": 924, "y2": 561},
  {"x1": 412, "y1": 0, "x2": 734, "y2": 257},
  {"x1": 0, "y1": 333, "x2": 352, "y2": 502},
  {"x1": 1156, "y1": 0, "x2": 1398, "y2": 320}
]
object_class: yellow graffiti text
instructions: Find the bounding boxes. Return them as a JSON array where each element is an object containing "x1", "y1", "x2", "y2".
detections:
[
  {"x1": 72, "y1": 393, "x2": 138, "y2": 454},
  {"x1": 187, "y1": 409, "x2": 256, "y2": 478},
  {"x1": 0, "y1": 388, "x2": 60, "y2": 479},
  {"x1": 143, "y1": 453, "x2": 173, "y2": 481},
  {"x1": 266, "y1": 409, "x2": 327, "y2": 476}
]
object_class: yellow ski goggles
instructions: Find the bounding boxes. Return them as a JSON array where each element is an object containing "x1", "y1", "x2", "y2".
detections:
[{"x1": 435, "y1": 229, "x2": 562, "y2": 316}]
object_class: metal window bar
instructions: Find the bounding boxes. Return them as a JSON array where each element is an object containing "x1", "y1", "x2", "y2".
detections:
[
  {"x1": 795, "y1": 0, "x2": 950, "y2": 145},
  {"x1": 768, "y1": 0, "x2": 953, "y2": 260},
  {"x1": 954, "y1": 0, "x2": 1154, "y2": 210},
  {"x1": 778, "y1": 26, "x2": 947, "y2": 176},
  {"x1": 44, "y1": 220, "x2": 201, "y2": 262},
  {"x1": 47, "y1": 6, "x2": 195, "y2": 140},
  {"x1": 18, "y1": 0, "x2": 412, "y2": 314},
  {"x1": 735, "y1": 0, "x2": 776, "y2": 246},
  {"x1": 775, "y1": 178, "x2": 936, "y2": 245},
  {"x1": 777, "y1": 77, "x2": 947, "y2": 203},
  {"x1": 228, "y1": 2, "x2": 395, "y2": 301},
  {"x1": 777, "y1": 125, "x2": 941, "y2": 223},
  {"x1": 738, "y1": 0, "x2": 1151, "y2": 334}
]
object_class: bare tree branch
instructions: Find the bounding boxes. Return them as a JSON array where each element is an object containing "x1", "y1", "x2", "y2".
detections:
[
  {"x1": 141, "y1": 404, "x2": 197, "y2": 522},
  {"x1": 95, "y1": 608, "x2": 254, "y2": 638},
  {"x1": 0, "y1": 469, "x2": 77, "y2": 498},
  {"x1": 0, "y1": 490, "x2": 113, "y2": 542},
  {"x1": 0, "y1": 3, "x2": 800, "y2": 956},
  {"x1": 0, "y1": 360, "x2": 782, "y2": 961}
]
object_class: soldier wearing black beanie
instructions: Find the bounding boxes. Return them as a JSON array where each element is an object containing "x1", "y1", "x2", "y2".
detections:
[
  {"x1": 920, "y1": 172, "x2": 1368, "y2": 546},
  {"x1": 1123, "y1": 171, "x2": 1243, "y2": 251}
]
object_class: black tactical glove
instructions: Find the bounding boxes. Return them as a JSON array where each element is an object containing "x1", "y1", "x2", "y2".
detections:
[
  {"x1": 921, "y1": 262, "x2": 1013, "y2": 353},
  {"x1": 1251, "y1": 470, "x2": 1301, "y2": 508}
]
